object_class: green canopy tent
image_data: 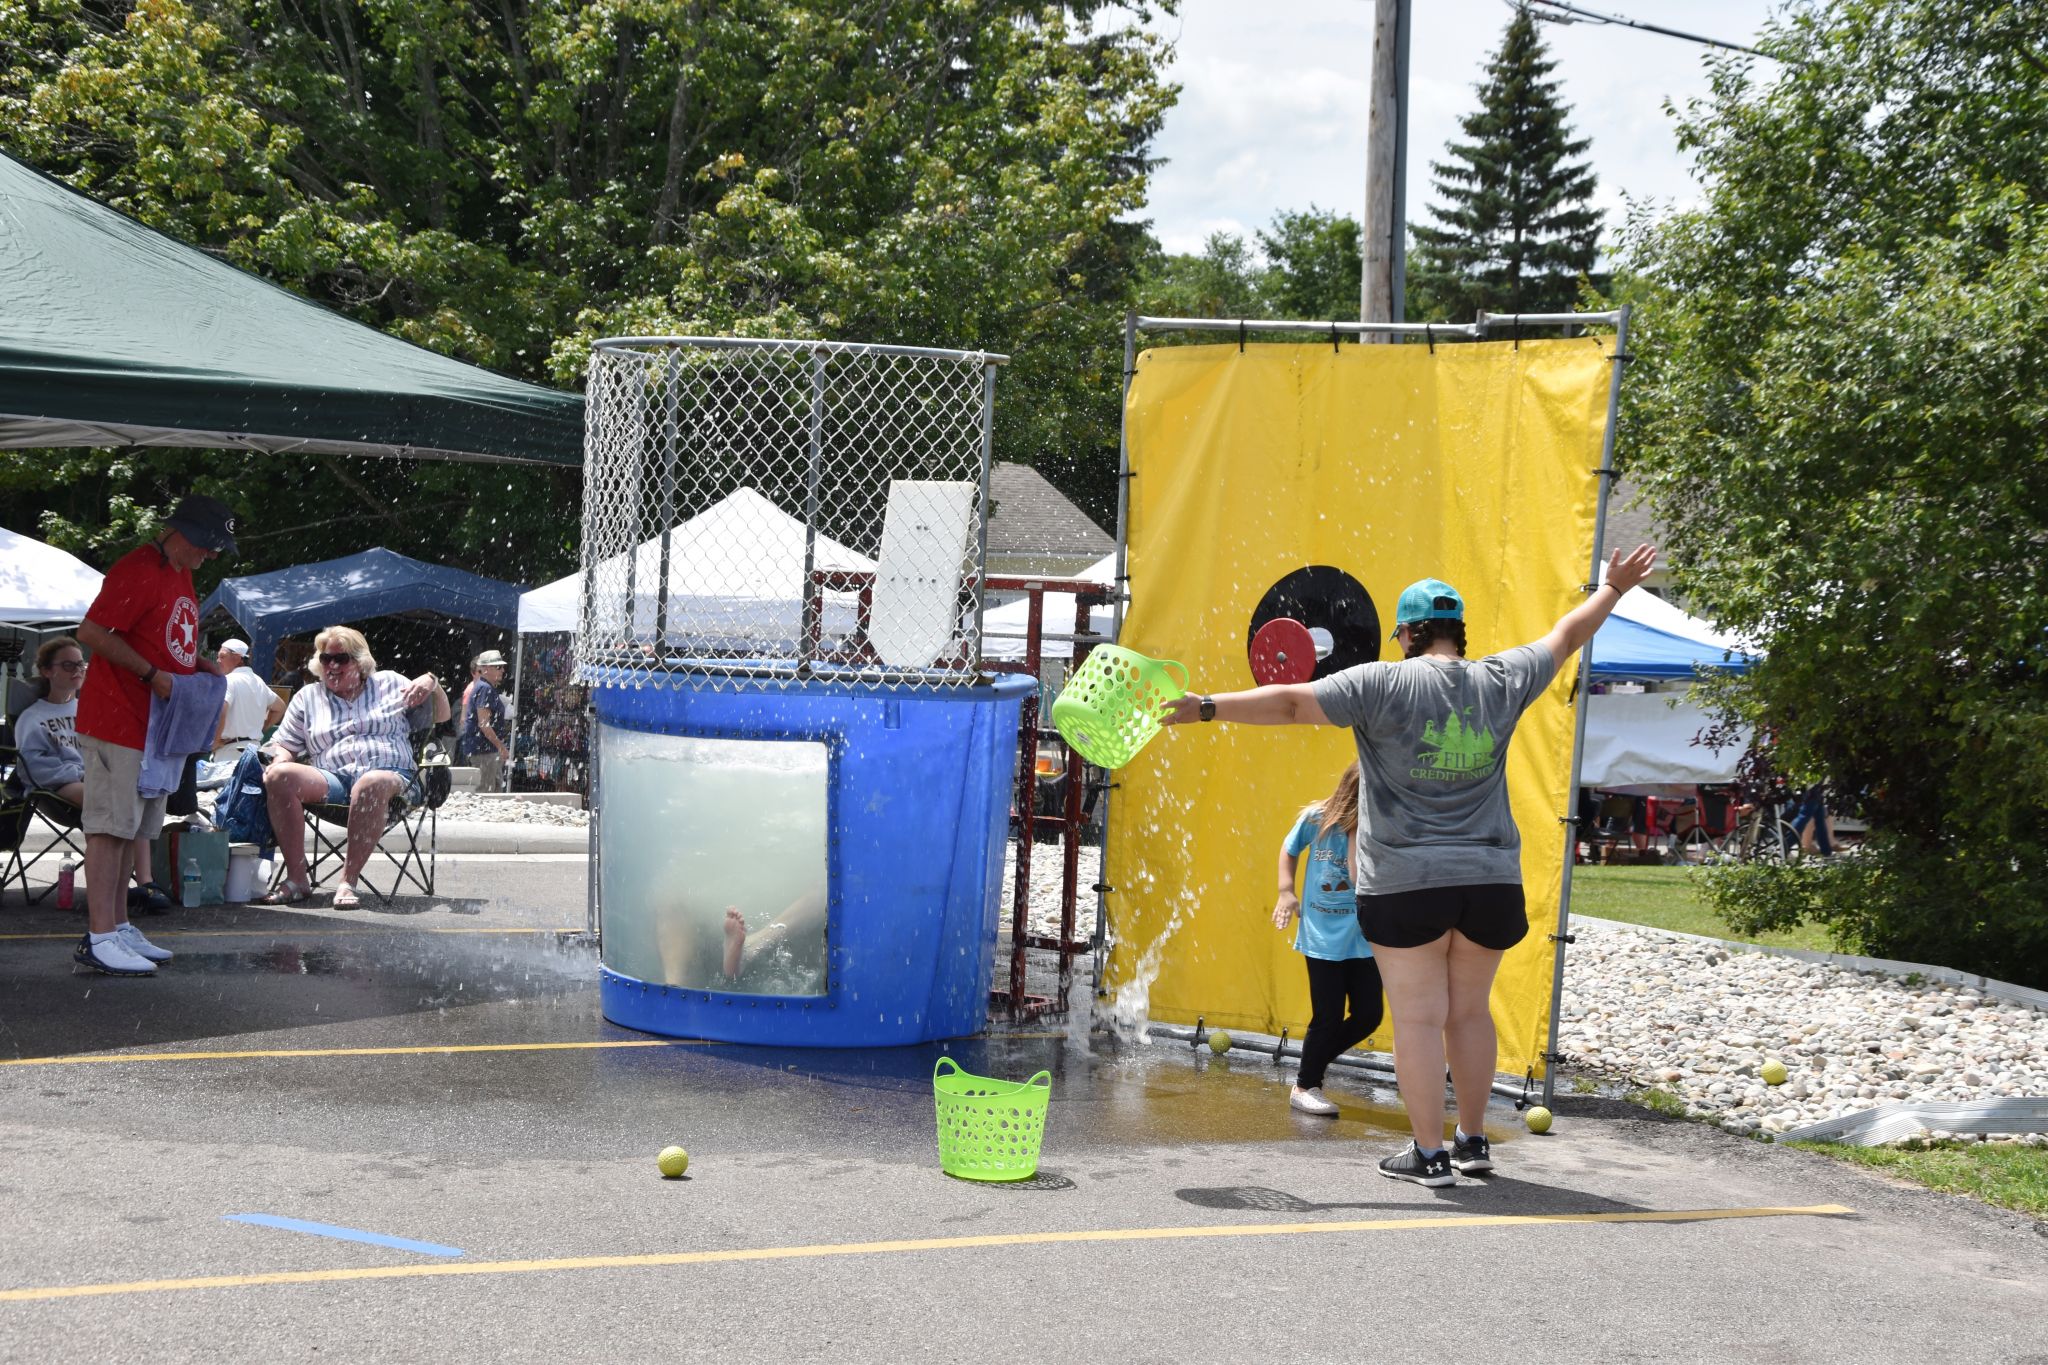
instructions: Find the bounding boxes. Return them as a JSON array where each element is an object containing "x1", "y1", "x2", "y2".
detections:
[{"x1": 0, "y1": 149, "x2": 582, "y2": 464}]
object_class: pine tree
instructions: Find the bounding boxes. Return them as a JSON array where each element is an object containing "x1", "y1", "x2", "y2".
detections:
[{"x1": 1407, "y1": 6, "x2": 1600, "y2": 320}]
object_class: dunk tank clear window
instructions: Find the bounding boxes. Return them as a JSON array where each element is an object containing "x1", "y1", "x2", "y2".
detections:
[{"x1": 597, "y1": 727, "x2": 829, "y2": 996}]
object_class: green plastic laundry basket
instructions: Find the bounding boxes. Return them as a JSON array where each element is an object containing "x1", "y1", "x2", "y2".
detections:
[
  {"x1": 1050, "y1": 644, "x2": 1189, "y2": 770},
  {"x1": 933, "y1": 1056, "x2": 1052, "y2": 1182}
]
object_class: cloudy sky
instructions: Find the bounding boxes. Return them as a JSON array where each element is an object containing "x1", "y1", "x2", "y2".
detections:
[{"x1": 1141, "y1": 0, "x2": 1789, "y2": 256}]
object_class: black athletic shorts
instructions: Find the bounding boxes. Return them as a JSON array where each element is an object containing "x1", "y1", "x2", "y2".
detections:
[{"x1": 1355, "y1": 883, "x2": 1528, "y2": 951}]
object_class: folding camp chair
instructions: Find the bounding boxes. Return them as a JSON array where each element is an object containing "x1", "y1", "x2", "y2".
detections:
[
  {"x1": 0, "y1": 710, "x2": 89, "y2": 904},
  {"x1": 300, "y1": 738, "x2": 454, "y2": 903}
]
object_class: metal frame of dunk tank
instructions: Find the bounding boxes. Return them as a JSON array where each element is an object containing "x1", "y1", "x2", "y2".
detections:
[
  {"x1": 1105, "y1": 308, "x2": 1632, "y2": 1107},
  {"x1": 576, "y1": 336, "x2": 1010, "y2": 953}
]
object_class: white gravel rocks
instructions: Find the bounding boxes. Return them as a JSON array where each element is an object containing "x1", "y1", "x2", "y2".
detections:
[
  {"x1": 439, "y1": 794, "x2": 590, "y2": 827},
  {"x1": 1002, "y1": 841, "x2": 1102, "y2": 943},
  {"x1": 1560, "y1": 918, "x2": 2048, "y2": 1136}
]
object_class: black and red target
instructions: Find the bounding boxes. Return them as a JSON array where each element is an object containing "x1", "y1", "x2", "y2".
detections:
[{"x1": 1247, "y1": 566, "x2": 1379, "y2": 682}]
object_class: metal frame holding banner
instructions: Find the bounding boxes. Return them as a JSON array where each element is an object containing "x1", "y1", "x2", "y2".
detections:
[{"x1": 1099, "y1": 309, "x2": 1630, "y2": 1105}]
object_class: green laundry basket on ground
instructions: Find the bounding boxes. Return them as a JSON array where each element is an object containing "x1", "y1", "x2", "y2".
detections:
[
  {"x1": 1050, "y1": 643, "x2": 1189, "y2": 770},
  {"x1": 933, "y1": 1056, "x2": 1052, "y2": 1182}
]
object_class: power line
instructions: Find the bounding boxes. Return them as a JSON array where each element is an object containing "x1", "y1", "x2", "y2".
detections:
[{"x1": 1509, "y1": 0, "x2": 1783, "y2": 62}]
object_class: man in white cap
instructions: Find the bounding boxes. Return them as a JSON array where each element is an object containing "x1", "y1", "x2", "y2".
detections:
[
  {"x1": 457, "y1": 650, "x2": 512, "y2": 792},
  {"x1": 212, "y1": 637, "x2": 285, "y2": 763}
]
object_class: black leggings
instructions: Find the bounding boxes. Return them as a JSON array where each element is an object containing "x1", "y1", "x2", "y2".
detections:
[{"x1": 1298, "y1": 956, "x2": 1385, "y2": 1090}]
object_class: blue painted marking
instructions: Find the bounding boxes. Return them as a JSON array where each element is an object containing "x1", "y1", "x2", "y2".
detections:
[{"x1": 223, "y1": 1214, "x2": 465, "y2": 1258}]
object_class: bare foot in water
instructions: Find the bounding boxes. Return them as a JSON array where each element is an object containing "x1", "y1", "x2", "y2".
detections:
[{"x1": 722, "y1": 908, "x2": 747, "y2": 981}]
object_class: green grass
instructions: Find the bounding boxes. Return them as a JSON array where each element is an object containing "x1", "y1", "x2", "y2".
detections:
[
  {"x1": 1568, "y1": 864, "x2": 1838, "y2": 952},
  {"x1": 1624, "y1": 1085, "x2": 1689, "y2": 1117},
  {"x1": 1787, "y1": 1141, "x2": 2048, "y2": 1220}
]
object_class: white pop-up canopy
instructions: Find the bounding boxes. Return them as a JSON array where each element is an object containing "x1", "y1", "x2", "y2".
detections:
[
  {"x1": 980, "y1": 552, "x2": 1117, "y2": 662},
  {"x1": 0, "y1": 526, "x2": 103, "y2": 623},
  {"x1": 518, "y1": 487, "x2": 876, "y2": 640}
]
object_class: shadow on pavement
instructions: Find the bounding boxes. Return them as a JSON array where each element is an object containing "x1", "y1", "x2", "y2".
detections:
[{"x1": 1175, "y1": 1177, "x2": 1653, "y2": 1217}]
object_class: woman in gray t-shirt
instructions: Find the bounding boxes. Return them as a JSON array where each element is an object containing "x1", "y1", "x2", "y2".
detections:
[{"x1": 1160, "y1": 543, "x2": 1656, "y2": 1186}]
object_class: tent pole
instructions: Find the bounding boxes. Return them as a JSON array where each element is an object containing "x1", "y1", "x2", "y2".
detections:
[
  {"x1": 969, "y1": 362, "x2": 997, "y2": 666},
  {"x1": 1543, "y1": 303, "x2": 1632, "y2": 1110},
  {"x1": 798, "y1": 348, "x2": 827, "y2": 674},
  {"x1": 509, "y1": 635, "x2": 525, "y2": 793},
  {"x1": 655, "y1": 350, "x2": 681, "y2": 657}
]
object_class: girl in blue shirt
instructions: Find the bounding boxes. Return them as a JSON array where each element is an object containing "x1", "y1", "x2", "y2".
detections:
[{"x1": 1275, "y1": 761, "x2": 1383, "y2": 1115}]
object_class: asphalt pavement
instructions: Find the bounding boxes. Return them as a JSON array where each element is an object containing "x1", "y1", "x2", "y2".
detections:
[{"x1": 1, "y1": 858, "x2": 2043, "y2": 1364}]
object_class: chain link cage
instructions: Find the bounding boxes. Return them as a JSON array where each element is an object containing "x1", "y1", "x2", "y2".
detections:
[{"x1": 578, "y1": 337, "x2": 1007, "y2": 691}]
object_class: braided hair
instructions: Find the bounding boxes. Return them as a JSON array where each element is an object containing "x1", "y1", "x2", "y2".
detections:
[{"x1": 1401, "y1": 618, "x2": 1467, "y2": 659}]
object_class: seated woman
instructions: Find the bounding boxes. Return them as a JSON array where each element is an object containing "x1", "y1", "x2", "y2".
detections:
[
  {"x1": 15, "y1": 636, "x2": 182, "y2": 912},
  {"x1": 259, "y1": 626, "x2": 448, "y2": 908},
  {"x1": 15, "y1": 637, "x2": 86, "y2": 807}
]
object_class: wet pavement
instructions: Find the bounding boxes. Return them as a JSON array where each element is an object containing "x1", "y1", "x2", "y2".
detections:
[{"x1": 2, "y1": 860, "x2": 2045, "y2": 1363}]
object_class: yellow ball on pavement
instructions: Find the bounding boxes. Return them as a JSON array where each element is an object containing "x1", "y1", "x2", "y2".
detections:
[
  {"x1": 1525, "y1": 1106, "x2": 1553, "y2": 1134},
  {"x1": 657, "y1": 1145, "x2": 690, "y2": 1178},
  {"x1": 1761, "y1": 1059, "x2": 1789, "y2": 1086},
  {"x1": 1207, "y1": 1030, "x2": 1232, "y2": 1055}
]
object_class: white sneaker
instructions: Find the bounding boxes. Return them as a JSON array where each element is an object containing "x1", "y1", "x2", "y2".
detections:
[
  {"x1": 73, "y1": 934, "x2": 156, "y2": 976},
  {"x1": 117, "y1": 923, "x2": 174, "y2": 962},
  {"x1": 1290, "y1": 1085, "x2": 1340, "y2": 1116}
]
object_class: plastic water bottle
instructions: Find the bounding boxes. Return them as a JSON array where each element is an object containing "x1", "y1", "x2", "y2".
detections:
[
  {"x1": 56, "y1": 859, "x2": 77, "y2": 910},
  {"x1": 181, "y1": 856, "x2": 202, "y2": 909}
]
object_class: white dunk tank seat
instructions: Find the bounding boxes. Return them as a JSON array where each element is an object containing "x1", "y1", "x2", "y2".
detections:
[{"x1": 866, "y1": 480, "x2": 978, "y2": 669}]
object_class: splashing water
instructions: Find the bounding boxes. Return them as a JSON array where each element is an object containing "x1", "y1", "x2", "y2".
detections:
[{"x1": 1103, "y1": 902, "x2": 1187, "y2": 1045}]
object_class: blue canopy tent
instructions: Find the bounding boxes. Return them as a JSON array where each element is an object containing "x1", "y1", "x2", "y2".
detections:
[
  {"x1": 1580, "y1": 604, "x2": 1758, "y2": 789},
  {"x1": 201, "y1": 548, "x2": 524, "y2": 678},
  {"x1": 1588, "y1": 614, "x2": 1757, "y2": 680}
]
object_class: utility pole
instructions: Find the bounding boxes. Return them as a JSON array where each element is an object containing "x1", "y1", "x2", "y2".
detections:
[{"x1": 1360, "y1": 0, "x2": 1412, "y2": 339}]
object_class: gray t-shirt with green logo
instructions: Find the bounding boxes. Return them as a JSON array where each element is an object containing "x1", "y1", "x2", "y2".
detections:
[{"x1": 1309, "y1": 644, "x2": 1558, "y2": 893}]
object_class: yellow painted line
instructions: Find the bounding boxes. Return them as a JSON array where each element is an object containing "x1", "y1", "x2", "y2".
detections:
[
  {"x1": 0, "y1": 1040, "x2": 708, "y2": 1068},
  {"x1": 0, "y1": 1205, "x2": 1854, "y2": 1304},
  {"x1": 0, "y1": 928, "x2": 582, "y2": 941}
]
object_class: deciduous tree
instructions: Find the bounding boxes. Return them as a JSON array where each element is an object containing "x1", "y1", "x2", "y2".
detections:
[
  {"x1": 1617, "y1": 0, "x2": 2048, "y2": 984},
  {"x1": 0, "y1": 0, "x2": 1175, "y2": 573}
]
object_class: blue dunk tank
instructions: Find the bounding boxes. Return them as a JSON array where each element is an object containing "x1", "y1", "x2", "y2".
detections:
[{"x1": 576, "y1": 337, "x2": 1030, "y2": 1046}]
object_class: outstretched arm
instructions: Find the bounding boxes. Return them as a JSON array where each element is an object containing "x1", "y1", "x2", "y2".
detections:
[
  {"x1": 1159, "y1": 683, "x2": 1330, "y2": 728},
  {"x1": 1538, "y1": 543, "x2": 1658, "y2": 672}
]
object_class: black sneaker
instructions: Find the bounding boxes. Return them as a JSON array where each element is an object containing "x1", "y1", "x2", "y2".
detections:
[
  {"x1": 1451, "y1": 1131, "x2": 1493, "y2": 1174},
  {"x1": 1377, "y1": 1141, "x2": 1455, "y2": 1187},
  {"x1": 127, "y1": 882, "x2": 173, "y2": 914}
]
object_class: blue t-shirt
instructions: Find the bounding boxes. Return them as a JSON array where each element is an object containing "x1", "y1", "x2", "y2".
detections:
[
  {"x1": 1282, "y1": 809, "x2": 1373, "y2": 961},
  {"x1": 458, "y1": 677, "x2": 505, "y2": 758}
]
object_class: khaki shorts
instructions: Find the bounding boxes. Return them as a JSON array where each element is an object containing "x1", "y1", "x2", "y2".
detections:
[
  {"x1": 80, "y1": 733, "x2": 168, "y2": 842},
  {"x1": 472, "y1": 750, "x2": 504, "y2": 793}
]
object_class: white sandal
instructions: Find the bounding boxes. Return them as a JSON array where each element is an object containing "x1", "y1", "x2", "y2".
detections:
[{"x1": 332, "y1": 883, "x2": 362, "y2": 909}]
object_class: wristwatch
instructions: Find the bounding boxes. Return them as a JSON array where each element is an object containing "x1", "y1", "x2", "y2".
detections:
[{"x1": 1198, "y1": 695, "x2": 1217, "y2": 722}]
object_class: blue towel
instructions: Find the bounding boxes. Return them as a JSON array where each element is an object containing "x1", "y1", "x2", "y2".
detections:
[{"x1": 141, "y1": 670, "x2": 229, "y2": 799}]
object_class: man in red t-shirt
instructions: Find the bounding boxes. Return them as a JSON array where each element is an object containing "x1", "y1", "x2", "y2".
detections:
[{"x1": 72, "y1": 495, "x2": 236, "y2": 975}]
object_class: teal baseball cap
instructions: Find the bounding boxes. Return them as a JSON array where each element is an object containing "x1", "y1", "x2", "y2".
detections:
[{"x1": 1390, "y1": 577, "x2": 1464, "y2": 639}]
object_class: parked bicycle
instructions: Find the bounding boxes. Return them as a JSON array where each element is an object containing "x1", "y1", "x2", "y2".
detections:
[{"x1": 1662, "y1": 785, "x2": 1800, "y2": 865}]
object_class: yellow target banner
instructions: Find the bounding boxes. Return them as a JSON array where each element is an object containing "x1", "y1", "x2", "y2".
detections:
[{"x1": 1104, "y1": 337, "x2": 1612, "y2": 1078}]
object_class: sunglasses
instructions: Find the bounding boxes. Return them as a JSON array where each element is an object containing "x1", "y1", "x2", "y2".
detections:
[{"x1": 319, "y1": 652, "x2": 357, "y2": 666}]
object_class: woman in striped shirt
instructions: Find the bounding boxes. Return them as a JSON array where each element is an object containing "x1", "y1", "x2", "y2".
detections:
[{"x1": 259, "y1": 626, "x2": 449, "y2": 907}]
